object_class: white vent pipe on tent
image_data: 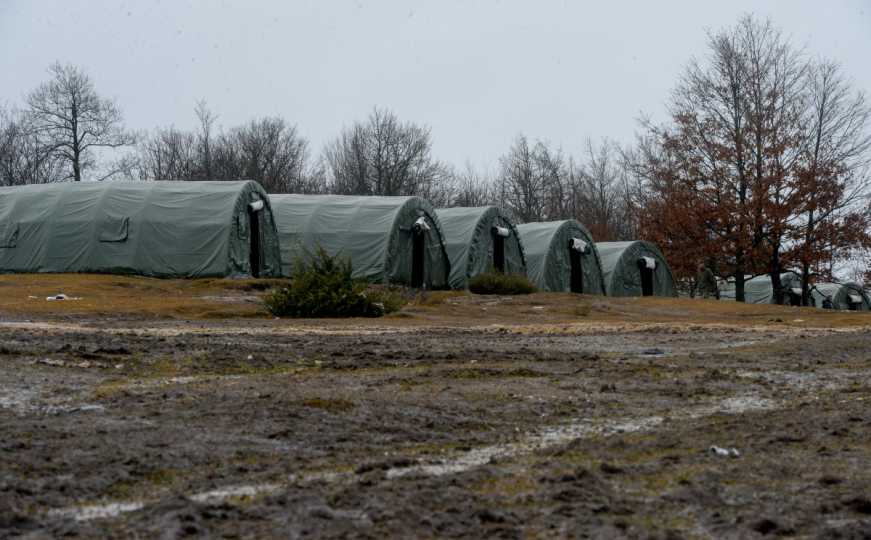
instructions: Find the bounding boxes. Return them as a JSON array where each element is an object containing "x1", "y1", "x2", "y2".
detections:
[
  {"x1": 571, "y1": 238, "x2": 589, "y2": 254},
  {"x1": 493, "y1": 226, "x2": 510, "y2": 238},
  {"x1": 413, "y1": 217, "x2": 431, "y2": 233},
  {"x1": 640, "y1": 256, "x2": 657, "y2": 270},
  {"x1": 249, "y1": 200, "x2": 265, "y2": 212}
]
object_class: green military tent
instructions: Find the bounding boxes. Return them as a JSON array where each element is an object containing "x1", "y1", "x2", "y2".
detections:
[
  {"x1": 596, "y1": 241, "x2": 677, "y2": 297},
  {"x1": 515, "y1": 220, "x2": 605, "y2": 294},
  {"x1": 812, "y1": 282, "x2": 871, "y2": 311},
  {"x1": 0, "y1": 180, "x2": 281, "y2": 278},
  {"x1": 436, "y1": 206, "x2": 527, "y2": 289},
  {"x1": 720, "y1": 272, "x2": 803, "y2": 305},
  {"x1": 270, "y1": 194, "x2": 450, "y2": 288}
]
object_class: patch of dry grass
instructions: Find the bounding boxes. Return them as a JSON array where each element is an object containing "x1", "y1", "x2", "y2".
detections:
[{"x1": 0, "y1": 274, "x2": 279, "y2": 319}]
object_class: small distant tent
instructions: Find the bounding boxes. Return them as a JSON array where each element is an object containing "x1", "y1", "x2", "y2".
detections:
[
  {"x1": 270, "y1": 195, "x2": 450, "y2": 288},
  {"x1": 0, "y1": 180, "x2": 281, "y2": 278},
  {"x1": 515, "y1": 220, "x2": 605, "y2": 294},
  {"x1": 812, "y1": 282, "x2": 871, "y2": 311},
  {"x1": 436, "y1": 206, "x2": 527, "y2": 289},
  {"x1": 596, "y1": 241, "x2": 677, "y2": 297},
  {"x1": 723, "y1": 272, "x2": 804, "y2": 305}
]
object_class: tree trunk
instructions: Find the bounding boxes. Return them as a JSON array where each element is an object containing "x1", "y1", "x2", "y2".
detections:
[
  {"x1": 734, "y1": 248, "x2": 746, "y2": 302},
  {"x1": 801, "y1": 209, "x2": 815, "y2": 306}
]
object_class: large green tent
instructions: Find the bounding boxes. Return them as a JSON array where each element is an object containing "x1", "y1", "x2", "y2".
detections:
[
  {"x1": 270, "y1": 195, "x2": 450, "y2": 288},
  {"x1": 596, "y1": 241, "x2": 677, "y2": 297},
  {"x1": 436, "y1": 206, "x2": 526, "y2": 289},
  {"x1": 515, "y1": 220, "x2": 605, "y2": 294},
  {"x1": 720, "y1": 272, "x2": 803, "y2": 304},
  {"x1": 812, "y1": 282, "x2": 871, "y2": 311},
  {"x1": 0, "y1": 180, "x2": 281, "y2": 278}
]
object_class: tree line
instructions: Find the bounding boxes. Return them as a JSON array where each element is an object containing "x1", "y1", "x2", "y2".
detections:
[{"x1": 1, "y1": 15, "x2": 869, "y2": 297}]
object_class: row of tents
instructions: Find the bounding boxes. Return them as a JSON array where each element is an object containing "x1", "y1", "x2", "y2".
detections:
[
  {"x1": 0, "y1": 180, "x2": 680, "y2": 298},
  {"x1": 720, "y1": 272, "x2": 871, "y2": 311}
]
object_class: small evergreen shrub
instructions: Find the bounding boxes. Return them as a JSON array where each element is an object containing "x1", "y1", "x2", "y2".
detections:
[
  {"x1": 468, "y1": 272, "x2": 536, "y2": 295},
  {"x1": 264, "y1": 248, "x2": 403, "y2": 317}
]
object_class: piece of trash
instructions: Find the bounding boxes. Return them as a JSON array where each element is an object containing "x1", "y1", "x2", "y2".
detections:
[
  {"x1": 246, "y1": 354, "x2": 254, "y2": 361},
  {"x1": 28, "y1": 295, "x2": 38, "y2": 299},
  {"x1": 532, "y1": 306, "x2": 545, "y2": 310},
  {"x1": 710, "y1": 445, "x2": 740, "y2": 457},
  {"x1": 46, "y1": 294, "x2": 81, "y2": 301},
  {"x1": 792, "y1": 319, "x2": 804, "y2": 323},
  {"x1": 642, "y1": 348, "x2": 666, "y2": 356}
]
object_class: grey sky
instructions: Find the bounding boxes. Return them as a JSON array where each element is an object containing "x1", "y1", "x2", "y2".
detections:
[{"x1": 1, "y1": 0, "x2": 869, "y2": 171}]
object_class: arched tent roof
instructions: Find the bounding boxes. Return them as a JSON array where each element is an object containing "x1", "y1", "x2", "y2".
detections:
[
  {"x1": 515, "y1": 220, "x2": 605, "y2": 294},
  {"x1": 733, "y1": 272, "x2": 803, "y2": 304},
  {"x1": 812, "y1": 282, "x2": 871, "y2": 311},
  {"x1": 436, "y1": 206, "x2": 526, "y2": 289},
  {"x1": 270, "y1": 194, "x2": 450, "y2": 288},
  {"x1": 596, "y1": 240, "x2": 677, "y2": 297},
  {"x1": 0, "y1": 180, "x2": 280, "y2": 278}
]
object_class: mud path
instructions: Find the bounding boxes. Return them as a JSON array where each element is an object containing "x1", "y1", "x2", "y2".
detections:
[{"x1": 1, "y1": 318, "x2": 870, "y2": 538}]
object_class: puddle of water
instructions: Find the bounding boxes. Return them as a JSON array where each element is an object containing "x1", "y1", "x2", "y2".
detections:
[
  {"x1": 48, "y1": 502, "x2": 145, "y2": 522},
  {"x1": 387, "y1": 396, "x2": 772, "y2": 480},
  {"x1": 188, "y1": 483, "x2": 282, "y2": 503}
]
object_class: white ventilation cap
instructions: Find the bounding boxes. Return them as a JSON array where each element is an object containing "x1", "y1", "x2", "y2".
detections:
[
  {"x1": 248, "y1": 200, "x2": 265, "y2": 212},
  {"x1": 413, "y1": 217, "x2": 431, "y2": 232},
  {"x1": 493, "y1": 226, "x2": 510, "y2": 238},
  {"x1": 640, "y1": 256, "x2": 657, "y2": 270},
  {"x1": 571, "y1": 238, "x2": 589, "y2": 253}
]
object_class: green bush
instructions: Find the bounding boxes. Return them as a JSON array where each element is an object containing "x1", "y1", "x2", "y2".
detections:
[
  {"x1": 468, "y1": 272, "x2": 536, "y2": 295},
  {"x1": 264, "y1": 248, "x2": 404, "y2": 318}
]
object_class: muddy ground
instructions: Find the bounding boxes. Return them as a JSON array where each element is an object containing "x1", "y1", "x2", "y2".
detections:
[{"x1": 1, "y1": 280, "x2": 871, "y2": 538}]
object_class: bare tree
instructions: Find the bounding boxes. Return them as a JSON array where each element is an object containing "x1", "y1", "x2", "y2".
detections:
[
  {"x1": 26, "y1": 62, "x2": 133, "y2": 182},
  {"x1": 137, "y1": 126, "x2": 198, "y2": 180},
  {"x1": 794, "y1": 59, "x2": 871, "y2": 303},
  {"x1": 194, "y1": 99, "x2": 216, "y2": 179},
  {"x1": 220, "y1": 117, "x2": 313, "y2": 193},
  {"x1": 451, "y1": 161, "x2": 493, "y2": 207},
  {"x1": 496, "y1": 135, "x2": 566, "y2": 222},
  {"x1": 568, "y1": 139, "x2": 632, "y2": 241},
  {"x1": 0, "y1": 106, "x2": 64, "y2": 185},
  {"x1": 323, "y1": 107, "x2": 451, "y2": 198}
]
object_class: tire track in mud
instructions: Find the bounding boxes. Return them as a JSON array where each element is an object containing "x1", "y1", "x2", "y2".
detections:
[{"x1": 44, "y1": 393, "x2": 781, "y2": 523}]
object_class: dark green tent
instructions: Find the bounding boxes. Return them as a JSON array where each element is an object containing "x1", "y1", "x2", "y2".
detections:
[
  {"x1": 270, "y1": 194, "x2": 450, "y2": 288},
  {"x1": 436, "y1": 206, "x2": 526, "y2": 289},
  {"x1": 0, "y1": 180, "x2": 280, "y2": 278},
  {"x1": 515, "y1": 220, "x2": 605, "y2": 294},
  {"x1": 812, "y1": 282, "x2": 871, "y2": 311},
  {"x1": 720, "y1": 272, "x2": 803, "y2": 305},
  {"x1": 596, "y1": 241, "x2": 677, "y2": 297}
]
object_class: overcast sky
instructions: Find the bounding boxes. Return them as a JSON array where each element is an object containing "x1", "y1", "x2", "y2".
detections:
[{"x1": 1, "y1": 0, "x2": 869, "y2": 170}]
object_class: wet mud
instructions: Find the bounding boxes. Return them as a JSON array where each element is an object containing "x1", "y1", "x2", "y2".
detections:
[{"x1": 1, "y1": 308, "x2": 870, "y2": 538}]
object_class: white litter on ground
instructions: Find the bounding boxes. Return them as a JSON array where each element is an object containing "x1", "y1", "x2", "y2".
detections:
[
  {"x1": 45, "y1": 294, "x2": 81, "y2": 301},
  {"x1": 710, "y1": 445, "x2": 741, "y2": 457}
]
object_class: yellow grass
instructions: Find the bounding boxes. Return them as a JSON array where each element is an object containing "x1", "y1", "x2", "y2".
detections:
[
  {"x1": 0, "y1": 273, "x2": 287, "y2": 319},
  {"x1": 0, "y1": 273, "x2": 868, "y2": 329}
]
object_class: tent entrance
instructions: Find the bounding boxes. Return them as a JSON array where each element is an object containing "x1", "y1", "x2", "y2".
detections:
[
  {"x1": 637, "y1": 257, "x2": 656, "y2": 296},
  {"x1": 248, "y1": 201, "x2": 264, "y2": 278},
  {"x1": 847, "y1": 293, "x2": 863, "y2": 311},
  {"x1": 411, "y1": 217, "x2": 430, "y2": 288},
  {"x1": 569, "y1": 249, "x2": 584, "y2": 293},
  {"x1": 569, "y1": 237, "x2": 589, "y2": 293},
  {"x1": 493, "y1": 235, "x2": 505, "y2": 272},
  {"x1": 491, "y1": 226, "x2": 509, "y2": 273}
]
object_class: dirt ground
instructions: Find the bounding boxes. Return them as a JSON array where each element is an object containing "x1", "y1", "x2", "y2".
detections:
[{"x1": 1, "y1": 275, "x2": 871, "y2": 539}]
